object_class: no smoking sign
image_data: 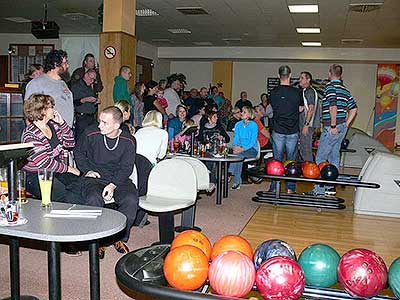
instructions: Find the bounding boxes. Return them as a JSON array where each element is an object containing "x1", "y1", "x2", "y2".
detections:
[{"x1": 104, "y1": 46, "x2": 116, "y2": 59}]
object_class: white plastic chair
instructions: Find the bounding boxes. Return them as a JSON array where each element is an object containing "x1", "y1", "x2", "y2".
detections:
[
  {"x1": 173, "y1": 156, "x2": 213, "y2": 191},
  {"x1": 139, "y1": 159, "x2": 197, "y2": 243}
]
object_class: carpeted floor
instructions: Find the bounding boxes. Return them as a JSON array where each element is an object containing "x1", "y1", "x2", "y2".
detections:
[{"x1": 0, "y1": 182, "x2": 264, "y2": 300}]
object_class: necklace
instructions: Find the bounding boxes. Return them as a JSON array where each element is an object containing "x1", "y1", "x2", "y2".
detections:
[{"x1": 103, "y1": 134, "x2": 120, "y2": 151}]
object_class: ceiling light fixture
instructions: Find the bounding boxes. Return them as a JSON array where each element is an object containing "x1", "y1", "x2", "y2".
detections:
[
  {"x1": 193, "y1": 42, "x2": 213, "y2": 46},
  {"x1": 296, "y1": 28, "x2": 321, "y2": 34},
  {"x1": 302, "y1": 41, "x2": 322, "y2": 46},
  {"x1": 222, "y1": 38, "x2": 242, "y2": 42},
  {"x1": 136, "y1": 9, "x2": 159, "y2": 17},
  {"x1": 168, "y1": 28, "x2": 192, "y2": 34},
  {"x1": 289, "y1": 5, "x2": 319, "y2": 13},
  {"x1": 4, "y1": 17, "x2": 31, "y2": 23}
]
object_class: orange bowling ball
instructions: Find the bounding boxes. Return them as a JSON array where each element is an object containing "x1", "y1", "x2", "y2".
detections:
[
  {"x1": 303, "y1": 163, "x2": 321, "y2": 179},
  {"x1": 163, "y1": 245, "x2": 209, "y2": 290},
  {"x1": 211, "y1": 235, "x2": 253, "y2": 261},
  {"x1": 318, "y1": 161, "x2": 330, "y2": 171},
  {"x1": 171, "y1": 230, "x2": 212, "y2": 260}
]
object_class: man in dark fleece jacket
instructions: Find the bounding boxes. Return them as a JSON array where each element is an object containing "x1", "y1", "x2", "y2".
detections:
[{"x1": 74, "y1": 106, "x2": 137, "y2": 255}]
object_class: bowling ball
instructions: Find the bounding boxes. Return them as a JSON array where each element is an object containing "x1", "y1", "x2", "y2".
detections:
[
  {"x1": 266, "y1": 159, "x2": 285, "y2": 176},
  {"x1": 338, "y1": 248, "x2": 387, "y2": 298},
  {"x1": 389, "y1": 257, "x2": 400, "y2": 299},
  {"x1": 171, "y1": 230, "x2": 212, "y2": 260},
  {"x1": 301, "y1": 161, "x2": 313, "y2": 170},
  {"x1": 298, "y1": 243, "x2": 340, "y2": 287},
  {"x1": 341, "y1": 138, "x2": 350, "y2": 149},
  {"x1": 163, "y1": 245, "x2": 209, "y2": 290},
  {"x1": 318, "y1": 161, "x2": 330, "y2": 171},
  {"x1": 285, "y1": 162, "x2": 302, "y2": 177},
  {"x1": 256, "y1": 256, "x2": 306, "y2": 300},
  {"x1": 303, "y1": 162, "x2": 321, "y2": 179},
  {"x1": 211, "y1": 235, "x2": 253, "y2": 260},
  {"x1": 283, "y1": 160, "x2": 295, "y2": 167},
  {"x1": 254, "y1": 239, "x2": 297, "y2": 270},
  {"x1": 208, "y1": 250, "x2": 256, "y2": 297},
  {"x1": 320, "y1": 164, "x2": 339, "y2": 180}
]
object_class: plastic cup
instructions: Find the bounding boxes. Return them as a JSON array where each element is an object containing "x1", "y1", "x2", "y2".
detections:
[{"x1": 17, "y1": 170, "x2": 26, "y2": 203}]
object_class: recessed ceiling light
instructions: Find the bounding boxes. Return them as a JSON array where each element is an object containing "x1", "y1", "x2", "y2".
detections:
[
  {"x1": 4, "y1": 17, "x2": 31, "y2": 23},
  {"x1": 193, "y1": 41, "x2": 213, "y2": 46},
  {"x1": 296, "y1": 28, "x2": 321, "y2": 34},
  {"x1": 302, "y1": 41, "x2": 322, "y2": 47},
  {"x1": 168, "y1": 28, "x2": 192, "y2": 34},
  {"x1": 289, "y1": 5, "x2": 319, "y2": 13},
  {"x1": 136, "y1": 9, "x2": 159, "y2": 17},
  {"x1": 151, "y1": 38, "x2": 173, "y2": 43}
]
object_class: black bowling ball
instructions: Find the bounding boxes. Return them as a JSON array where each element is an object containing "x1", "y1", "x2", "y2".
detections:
[
  {"x1": 285, "y1": 162, "x2": 302, "y2": 177},
  {"x1": 341, "y1": 138, "x2": 350, "y2": 149},
  {"x1": 320, "y1": 164, "x2": 339, "y2": 180}
]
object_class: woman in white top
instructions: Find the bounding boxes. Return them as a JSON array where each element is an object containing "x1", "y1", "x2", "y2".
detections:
[{"x1": 134, "y1": 110, "x2": 168, "y2": 166}]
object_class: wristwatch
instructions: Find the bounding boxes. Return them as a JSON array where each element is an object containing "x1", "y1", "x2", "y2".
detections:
[
  {"x1": 330, "y1": 125, "x2": 336, "y2": 129},
  {"x1": 304, "y1": 121, "x2": 310, "y2": 126}
]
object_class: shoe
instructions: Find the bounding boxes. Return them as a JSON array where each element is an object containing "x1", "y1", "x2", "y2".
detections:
[
  {"x1": 325, "y1": 187, "x2": 337, "y2": 196},
  {"x1": 99, "y1": 247, "x2": 106, "y2": 259},
  {"x1": 249, "y1": 177, "x2": 263, "y2": 184},
  {"x1": 231, "y1": 184, "x2": 240, "y2": 190},
  {"x1": 64, "y1": 244, "x2": 82, "y2": 257},
  {"x1": 303, "y1": 191, "x2": 324, "y2": 196},
  {"x1": 206, "y1": 182, "x2": 216, "y2": 193},
  {"x1": 227, "y1": 175, "x2": 233, "y2": 183},
  {"x1": 114, "y1": 241, "x2": 129, "y2": 254}
]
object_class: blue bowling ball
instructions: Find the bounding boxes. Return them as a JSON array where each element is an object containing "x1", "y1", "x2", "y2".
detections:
[{"x1": 254, "y1": 239, "x2": 296, "y2": 270}]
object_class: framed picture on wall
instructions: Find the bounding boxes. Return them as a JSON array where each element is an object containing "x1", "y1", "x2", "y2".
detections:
[{"x1": 8, "y1": 44, "x2": 55, "y2": 83}]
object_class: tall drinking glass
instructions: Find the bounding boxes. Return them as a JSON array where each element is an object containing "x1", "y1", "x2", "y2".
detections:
[
  {"x1": 0, "y1": 167, "x2": 8, "y2": 190},
  {"x1": 38, "y1": 169, "x2": 53, "y2": 207}
]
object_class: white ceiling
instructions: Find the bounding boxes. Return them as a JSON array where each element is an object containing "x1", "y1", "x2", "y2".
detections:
[{"x1": 0, "y1": 0, "x2": 399, "y2": 48}]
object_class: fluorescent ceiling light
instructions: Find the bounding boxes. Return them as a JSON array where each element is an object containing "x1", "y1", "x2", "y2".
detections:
[
  {"x1": 4, "y1": 17, "x2": 31, "y2": 23},
  {"x1": 151, "y1": 39, "x2": 173, "y2": 43},
  {"x1": 136, "y1": 9, "x2": 159, "y2": 17},
  {"x1": 296, "y1": 28, "x2": 320, "y2": 34},
  {"x1": 168, "y1": 28, "x2": 192, "y2": 34},
  {"x1": 302, "y1": 41, "x2": 322, "y2": 46},
  {"x1": 193, "y1": 42, "x2": 213, "y2": 46},
  {"x1": 289, "y1": 5, "x2": 319, "y2": 13},
  {"x1": 222, "y1": 38, "x2": 242, "y2": 42}
]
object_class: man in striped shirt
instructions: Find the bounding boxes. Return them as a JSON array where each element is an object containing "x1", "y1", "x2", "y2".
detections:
[{"x1": 310, "y1": 64, "x2": 358, "y2": 196}]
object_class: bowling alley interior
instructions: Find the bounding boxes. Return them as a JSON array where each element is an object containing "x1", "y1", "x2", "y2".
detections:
[{"x1": 1, "y1": 0, "x2": 400, "y2": 299}]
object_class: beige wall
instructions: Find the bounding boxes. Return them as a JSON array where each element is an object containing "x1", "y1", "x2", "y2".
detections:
[{"x1": 170, "y1": 61, "x2": 212, "y2": 89}]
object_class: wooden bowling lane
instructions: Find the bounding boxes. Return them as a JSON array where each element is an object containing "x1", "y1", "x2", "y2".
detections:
[{"x1": 240, "y1": 172, "x2": 400, "y2": 266}]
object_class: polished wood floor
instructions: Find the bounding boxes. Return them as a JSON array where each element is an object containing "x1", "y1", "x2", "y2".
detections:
[{"x1": 240, "y1": 169, "x2": 400, "y2": 267}]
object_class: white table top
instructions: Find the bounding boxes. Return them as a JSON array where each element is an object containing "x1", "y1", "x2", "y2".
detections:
[{"x1": 0, "y1": 199, "x2": 126, "y2": 242}]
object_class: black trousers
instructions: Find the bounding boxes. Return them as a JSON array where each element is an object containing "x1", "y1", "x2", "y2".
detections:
[
  {"x1": 67, "y1": 177, "x2": 139, "y2": 242},
  {"x1": 74, "y1": 113, "x2": 97, "y2": 141}
]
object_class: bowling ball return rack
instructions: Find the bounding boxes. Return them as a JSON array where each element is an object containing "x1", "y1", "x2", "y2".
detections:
[
  {"x1": 247, "y1": 167, "x2": 380, "y2": 210},
  {"x1": 115, "y1": 244, "x2": 395, "y2": 300}
]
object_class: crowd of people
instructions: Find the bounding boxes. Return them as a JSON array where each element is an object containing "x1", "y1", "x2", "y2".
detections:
[{"x1": 20, "y1": 48, "x2": 358, "y2": 256}]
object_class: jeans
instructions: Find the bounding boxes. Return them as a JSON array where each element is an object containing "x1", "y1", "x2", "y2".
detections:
[
  {"x1": 299, "y1": 127, "x2": 315, "y2": 162},
  {"x1": 228, "y1": 148, "x2": 257, "y2": 185},
  {"x1": 270, "y1": 131, "x2": 299, "y2": 192},
  {"x1": 313, "y1": 123, "x2": 348, "y2": 194}
]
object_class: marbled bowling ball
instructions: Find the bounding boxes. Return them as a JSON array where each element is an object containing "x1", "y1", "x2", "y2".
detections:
[
  {"x1": 254, "y1": 239, "x2": 297, "y2": 270},
  {"x1": 338, "y1": 248, "x2": 387, "y2": 298},
  {"x1": 285, "y1": 162, "x2": 302, "y2": 177},
  {"x1": 303, "y1": 162, "x2": 321, "y2": 179}
]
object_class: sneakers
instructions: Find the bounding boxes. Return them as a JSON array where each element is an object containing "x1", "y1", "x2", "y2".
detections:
[
  {"x1": 325, "y1": 187, "x2": 337, "y2": 196},
  {"x1": 114, "y1": 241, "x2": 129, "y2": 254},
  {"x1": 206, "y1": 183, "x2": 216, "y2": 193},
  {"x1": 64, "y1": 244, "x2": 82, "y2": 257},
  {"x1": 231, "y1": 183, "x2": 240, "y2": 190},
  {"x1": 303, "y1": 191, "x2": 322, "y2": 196}
]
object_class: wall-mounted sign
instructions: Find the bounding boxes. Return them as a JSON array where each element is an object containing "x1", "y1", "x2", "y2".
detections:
[{"x1": 104, "y1": 46, "x2": 116, "y2": 59}]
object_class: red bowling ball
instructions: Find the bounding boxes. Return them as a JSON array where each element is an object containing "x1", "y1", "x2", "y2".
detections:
[
  {"x1": 266, "y1": 159, "x2": 285, "y2": 176},
  {"x1": 338, "y1": 248, "x2": 388, "y2": 298},
  {"x1": 303, "y1": 163, "x2": 321, "y2": 179},
  {"x1": 256, "y1": 256, "x2": 306, "y2": 300}
]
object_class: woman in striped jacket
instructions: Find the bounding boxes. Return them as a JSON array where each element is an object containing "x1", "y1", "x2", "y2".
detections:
[{"x1": 22, "y1": 94, "x2": 80, "y2": 202}]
